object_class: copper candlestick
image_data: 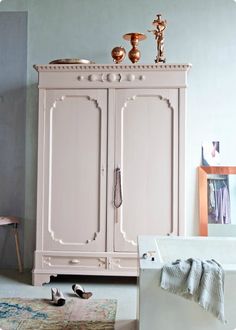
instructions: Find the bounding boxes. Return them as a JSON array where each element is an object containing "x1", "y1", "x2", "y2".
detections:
[{"x1": 123, "y1": 32, "x2": 147, "y2": 63}]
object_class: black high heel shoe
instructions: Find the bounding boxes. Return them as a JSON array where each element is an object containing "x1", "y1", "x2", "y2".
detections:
[
  {"x1": 51, "y1": 288, "x2": 66, "y2": 306},
  {"x1": 72, "y1": 284, "x2": 93, "y2": 299}
]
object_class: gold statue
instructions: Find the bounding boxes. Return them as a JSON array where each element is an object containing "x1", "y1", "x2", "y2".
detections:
[{"x1": 148, "y1": 14, "x2": 167, "y2": 63}]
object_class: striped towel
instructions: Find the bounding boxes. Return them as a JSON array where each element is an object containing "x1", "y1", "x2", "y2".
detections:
[{"x1": 160, "y1": 258, "x2": 225, "y2": 323}]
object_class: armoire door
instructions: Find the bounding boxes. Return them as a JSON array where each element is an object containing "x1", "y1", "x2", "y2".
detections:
[
  {"x1": 113, "y1": 89, "x2": 179, "y2": 252},
  {"x1": 39, "y1": 89, "x2": 107, "y2": 252}
]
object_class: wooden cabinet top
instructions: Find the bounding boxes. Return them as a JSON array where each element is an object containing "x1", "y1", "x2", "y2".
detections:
[{"x1": 34, "y1": 63, "x2": 191, "y2": 89}]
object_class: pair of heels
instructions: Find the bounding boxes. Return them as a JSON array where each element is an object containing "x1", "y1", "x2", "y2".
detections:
[
  {"x1": 51, "y1": 284, "x2": 93, "y2": 306},
  {"x1": 51, "y1": 288, "x2": 66, "y2": 306},
  {"x1": 72, "y1": 284, "x2": 93, "y2": 299}
]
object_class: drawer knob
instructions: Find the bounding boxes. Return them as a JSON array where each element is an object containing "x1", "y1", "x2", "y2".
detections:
[{"x1": 70, "y1": 259, "x2": 80, "y2": 264}]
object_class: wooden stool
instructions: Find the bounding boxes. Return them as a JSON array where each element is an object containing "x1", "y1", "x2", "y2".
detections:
[{"x1": 0, "y1": 216, "x2": 23, "y2": 272}]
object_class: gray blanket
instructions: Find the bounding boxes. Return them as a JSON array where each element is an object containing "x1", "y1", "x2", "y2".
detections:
[{"x1": 160, "y1": 258, "x2": 225, "y2": 323}]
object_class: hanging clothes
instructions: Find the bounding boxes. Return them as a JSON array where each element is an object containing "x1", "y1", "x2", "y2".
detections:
[
  {"x1": 214, "y1": 185, "x2": 231, "y2": 224},
  {"x1": 208, "y1": 180, "x2": 231, "y2": 224},
  {"x1": 208, "y1": 181, "x2": 216, "y2": 212}
]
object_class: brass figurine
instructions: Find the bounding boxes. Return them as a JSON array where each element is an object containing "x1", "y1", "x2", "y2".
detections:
[
  {"x1": 123, "y1": 32, "x2": 146, "y2": 63},
  {"x1": 148, "y1": 14, "x2": 167, "y2": 63},
  {"x1": 111, "y1": 46, "x2": 126, "y2": 64}
]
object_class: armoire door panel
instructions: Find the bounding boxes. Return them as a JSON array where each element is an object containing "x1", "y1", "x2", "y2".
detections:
[
  {"x1": 114, "y1": 89, "x2": 179, "y2": 252},
  {"x1": 42, "y1": 89, "x2": 107, "y2": 252}
]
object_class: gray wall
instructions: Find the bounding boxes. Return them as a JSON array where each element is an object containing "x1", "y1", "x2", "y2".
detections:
[
  {"x1": 0, "y1": 0, "x2": 236, "y2": 269},
  {"x1": 0, "y1": 12, "x2": 27, "y2": 268}
]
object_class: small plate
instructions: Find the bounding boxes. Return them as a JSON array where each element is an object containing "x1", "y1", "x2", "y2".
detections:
[{"x1": 49, "y1": 58, "x2": 95, "y2": 64}]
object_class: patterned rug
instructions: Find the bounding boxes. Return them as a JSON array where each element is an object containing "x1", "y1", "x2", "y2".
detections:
[{"x1": 0, "y1": 297, "x2": 117, "y2": 329}]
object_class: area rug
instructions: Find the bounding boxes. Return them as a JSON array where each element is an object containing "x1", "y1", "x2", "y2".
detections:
[{"x1": 0, "y1": 297, "x2": 117, "y2": 329}]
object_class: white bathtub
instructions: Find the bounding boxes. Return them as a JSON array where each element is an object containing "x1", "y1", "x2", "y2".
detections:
[{"x1": 138, "y1": 235, "x2": 236, "y2": 330}]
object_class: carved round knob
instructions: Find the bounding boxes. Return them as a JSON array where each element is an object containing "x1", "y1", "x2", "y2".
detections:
[
  {"x1": 88, "y1": 74, "x2": 97, "y2": 82},
  {"x1": 127, "y1": 74, "x2": 135, "y2": 82},
  {"x1": 107, "y1": 73, "x2": 117, "y2": 82},
  {"x1": 78, "y1": 75, "x2": 84, "y2": 81}
]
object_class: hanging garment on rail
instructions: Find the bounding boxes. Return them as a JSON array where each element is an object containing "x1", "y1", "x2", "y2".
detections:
[{"x1": 208, "y1": 180, "x2": 231, "y2": 224}]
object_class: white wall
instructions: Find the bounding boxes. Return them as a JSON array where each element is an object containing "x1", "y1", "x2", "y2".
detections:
[{"x1": 0, "y1": 11, "x2": 27, "y2": 268}]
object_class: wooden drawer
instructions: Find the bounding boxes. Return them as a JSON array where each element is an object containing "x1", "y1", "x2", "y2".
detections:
[{"x1": 42, "y1": 255, "x2": 106, "y2": 270}]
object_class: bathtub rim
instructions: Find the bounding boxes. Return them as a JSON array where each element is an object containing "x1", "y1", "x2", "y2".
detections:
[{"x1": 138, "y1": 235, "x2": 236, "y2": 272}]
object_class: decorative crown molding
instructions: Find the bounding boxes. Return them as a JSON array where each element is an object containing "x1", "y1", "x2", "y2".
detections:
[{"x1": 34, "y1": 63, "x2": 191, "y2": 72}]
